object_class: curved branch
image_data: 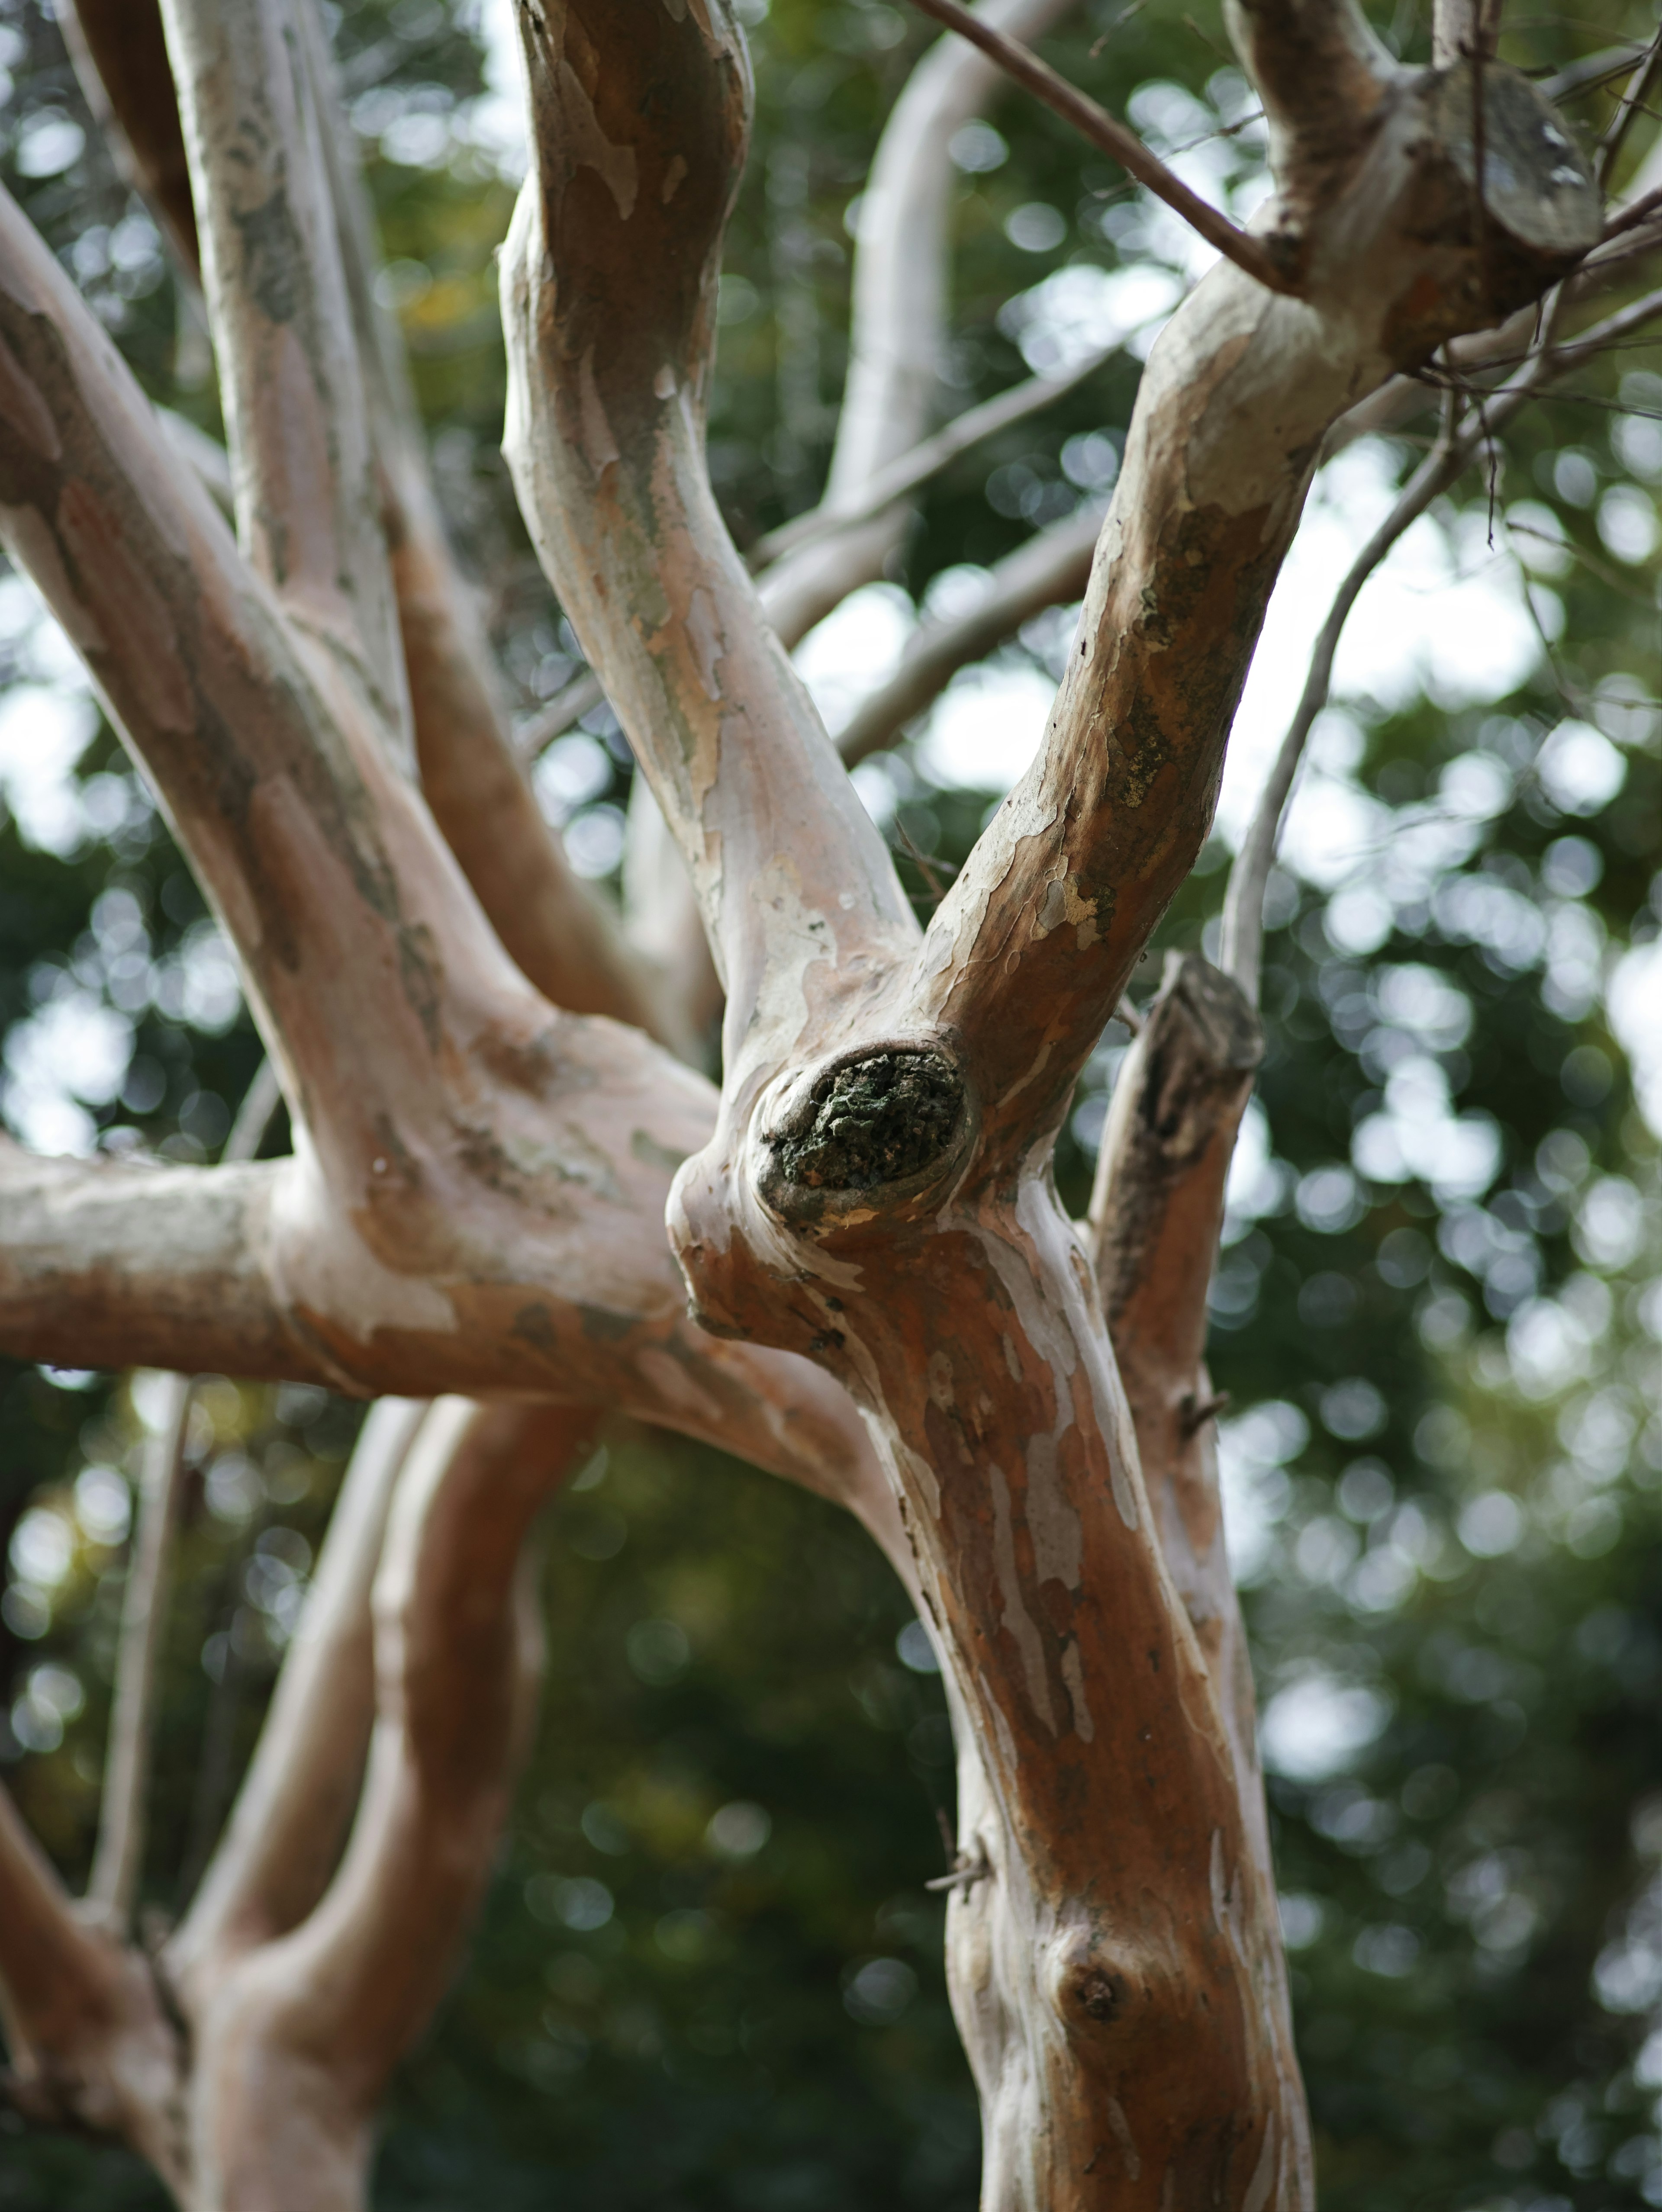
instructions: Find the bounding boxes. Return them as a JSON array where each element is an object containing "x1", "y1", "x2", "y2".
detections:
[
  {"x1": 503, "y1": 0, "x2": 917, "y2": 1091},
  {"x1": 1088, "y1": 956, "x2": 1266, "y2": 1846},
  {"x1": 159, "y1": 0, "x2": 409, "y2": 749}
]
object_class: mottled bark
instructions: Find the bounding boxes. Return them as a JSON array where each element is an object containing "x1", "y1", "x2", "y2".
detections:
[{"x1": 0, "y1": 0, "x2": 1614, "y2": 2202}]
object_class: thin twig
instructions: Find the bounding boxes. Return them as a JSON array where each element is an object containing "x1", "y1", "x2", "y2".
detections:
[
  {"x1": 514, "y1": 671, "x2": 605, "y2": 763},
  {"x1": 900, "y1": 0, "x2": 1298, "y2": 296},
  {"x1": 84, "y1": 1059, "x2": 285, "y2": 1934},
  {"x1": 84, "y1": 1372, "x2": 193, "y2": 1932},
  {"x1": 1469, "y1": 37, "x2": 1490, "y2": 297},
  {"x1": 1218, "y1": 278, "x2": 1662, "y2": 1001},
  {"x1": 1596, "y1": 27, "x2": 1662, "y2": 190},
  {"x1": 750, "y1": 342, "x2": 1123, "y2": 571}
]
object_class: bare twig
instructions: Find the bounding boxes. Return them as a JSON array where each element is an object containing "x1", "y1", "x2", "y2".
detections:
[
  {"x1": 900, "y1": 0, "x2": 1298, "y2": 294},
  {"x1": 1597, "y1": 27, "x2": 1662, "y2": 189},
  {"x1": 85, "y1": 1060, "x2": 287, "y2": 1933},
  {"x1": 513, "y1": 671, "x2": 605, "y2": 764},
  {"x1": 1220, "y1": 279, "x2": 1662, "y2": 999},
  {"x1": 82, "y1": 1373, "x2": 193, "y2": 1934},
  {"x1": 751, "y1": 343, "x2": 1121, "y2": 571}
]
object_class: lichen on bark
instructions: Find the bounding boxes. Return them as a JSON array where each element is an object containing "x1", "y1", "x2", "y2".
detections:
[{"x1": 769, "y1": 1048, "x2": 963, "y2": 1192}]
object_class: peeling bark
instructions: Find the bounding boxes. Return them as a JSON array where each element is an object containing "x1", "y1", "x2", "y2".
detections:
[{"x1": 0, "y1": 0, "x2": 1614, "y2": 2200}]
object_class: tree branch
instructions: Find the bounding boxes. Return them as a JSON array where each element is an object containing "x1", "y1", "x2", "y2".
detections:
[
  {"x1": 503, "y1": 0, "x2": 918, "y2": 1098},
  {"x1": 1088, "y1": 954, "x2": 1273, "y2": 1877},
  {"x1": 902, "y1": 0, "x2": 1298, "y2": 294},
  {"x1": 83, "y1": 1372, "x2": 192, "y2": 1935},
  {"x1": 1221, "y1": 278, "x2": 1662, "y2": 998},
  {"x1": 0, "y1": 1789, "x2": 185, "y2": 2186},
  {"x1": 84, "y1": 1064, "x2": 287, "y2": 1936},
  {"x1": 1596, "y1": 26, "x2": 1662, "y2": 191},
  {"x1": 756, "y1": 0, "x2": 1084, "y2": 648},
  {"x1": 1432, "y1": 0, "x2": 1502, "y2": 68},
  {"x1": 180, "y1": 1399, "x2": 596, "y2": 2208},
  {"x1": 899, "y1": 42, "x2": 1595, "y2": 1165},
  {"x1": 64, "y1": 0, "x2": 670, "y2": 1046},
  {"x1": 159, "y1": 0, "x2": 410, "y2": 752},
  {"x1": 752, "y1": 343, "x2": 1115, "y2": 572},
  {"x1": 834, "y1": 502, "x2": 1101, "y2": 767},
  {"x1": 0, "y1": 1144, "x2": 319, "y2": 1382},
  {"x1": 167, "y1": 1396, "x2": 428, "y2": 2009},
  {"x1": 56, "y1": 0, "x2": 198, "y2": 273}
]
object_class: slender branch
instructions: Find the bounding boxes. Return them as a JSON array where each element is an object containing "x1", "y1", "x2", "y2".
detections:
[
  {"x1": 83, "y1": 1061, "x2": 288, "y2": 1935},
  {"x1": 1221, "y1": 279, "x2": 1662, "y2": 998},
  {"x1": 757, "y1": 0, "x2": 1086, "y2": 649},
  {"x1": 834, "y1": 502, "x2": 1101, "y2": 766},
  {"x1": 901, "y1": 0, "x2": 1297, "y2": 294},
  {"x1": 1597, "y1": 26, "x2": 1662, "y2": 189},
  {"x1": 513, "y1": 671, "x2": 605, "y2": 764},
  {"x1": 57, "y1": 0, "x2": 199, "y2": 273},
  {"x1": 751, "y1": 343, "x2": 1118, "y2": 572},
  {"x1": 83, "y1": 1373, "x2": 193, "y2": 1933},
  {"x1": 1088, "y1": 954, "x2": 1272, "y2": 1875},
  {"x1": 167, "y1": 1396, "x2": 428, "y2": 2007}
]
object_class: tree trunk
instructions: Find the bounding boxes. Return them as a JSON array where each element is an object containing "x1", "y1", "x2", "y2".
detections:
[{"x1": 0, "y1": 0, "x2": 1615, "y2": 2202}]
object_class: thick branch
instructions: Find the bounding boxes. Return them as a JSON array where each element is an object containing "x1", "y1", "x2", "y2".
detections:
[
  {"x1": 0, "y1": 1145, "x2": 317, "y2": 1381},
  {"x1": 503, "y1": 0, "x2": 918, "y2": 1096},
  {"x1": 66, "y1": 0, "x2": 668, "y2": 1045},
  {"x1": 900, "y1": 52, "x2": 1596, "y2": 1166},
  {"x1": 158, "y1": 0, "x2": 409, "y2": 750},
  {"x1": 0, "y1": 1791, "x2": 184, "y2": 2186}
]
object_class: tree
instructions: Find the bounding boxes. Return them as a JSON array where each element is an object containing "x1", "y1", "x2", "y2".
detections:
[{"x1": 0, "y1": 0, "x2": 1657, "y2": 2205}]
